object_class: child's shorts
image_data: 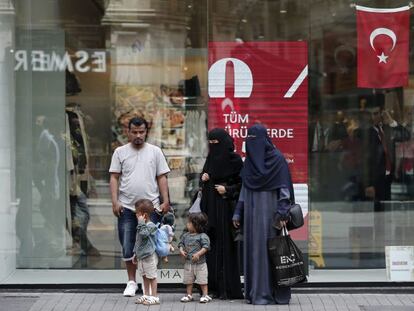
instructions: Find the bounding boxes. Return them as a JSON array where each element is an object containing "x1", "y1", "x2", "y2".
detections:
[
  {"x1": 137, "y1": 253, "x2": 158, "y2": 279},
  {"x1": 183, "y1": 262, "x2": 208, "y2": 285}
]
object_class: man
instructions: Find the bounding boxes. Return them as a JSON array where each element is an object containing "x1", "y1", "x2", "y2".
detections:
[
  {"x1": 364, "y1": 106, "x2": 409, "y2": 201},
  {"x1": 109, "y1": 117, "x2": 170, "y2": 297},
  {"x1": 364, "y1": 107, "x2": 390, "y2": 202},
  {"x1": 362, "y1": 105, "x2": 410, "y2": 256},
  {"x1": 67, "y1": 111, "x2": 100, "y2": 257}
]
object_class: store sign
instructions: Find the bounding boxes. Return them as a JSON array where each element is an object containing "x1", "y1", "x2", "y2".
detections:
[
  {"x1": 208, "y1": 42, "x2": 308, "y2": 182},
  {"x1": 386, "y1": 246, "x2": 414, "y2": 281},
  {"x1": 138, "y1": 269, "x2": 184, "y2": 283},
  {"x1": 208, "y1": 41, "x2": 308, "y2": 240},
  {"x1": 13, "y1": 50, "x2": 107, "y2": 73}
]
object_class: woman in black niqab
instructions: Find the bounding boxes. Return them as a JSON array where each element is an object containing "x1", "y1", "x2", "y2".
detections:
[
  {"x1": 200, "y1": 128, "x2": 244, "y2": 299},
  {"x1": 202, "y1": 128, "x2": 242, "y2": 181}
]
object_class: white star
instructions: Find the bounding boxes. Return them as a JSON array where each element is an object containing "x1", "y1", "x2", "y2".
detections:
[{"x1": 377, "y1": 52, "x2": 389, "y2": 63}]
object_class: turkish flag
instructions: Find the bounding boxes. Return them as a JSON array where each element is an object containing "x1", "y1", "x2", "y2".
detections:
[{"x1": 357, "y1": 5, "x2": 410, "y2": 88}]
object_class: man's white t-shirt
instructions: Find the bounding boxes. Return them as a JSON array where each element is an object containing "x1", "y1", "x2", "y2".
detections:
[{"x1": 109, "y1": 142, "x2": 170, "y2": 211}]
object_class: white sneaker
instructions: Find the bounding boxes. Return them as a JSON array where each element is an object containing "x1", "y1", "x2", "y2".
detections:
[{"x1": 123, "y1": 281, "x2": 138, "y2": 297}]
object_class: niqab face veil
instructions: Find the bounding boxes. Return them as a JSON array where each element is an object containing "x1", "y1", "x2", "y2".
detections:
[
  {"x1": 241, "y1": 124, "x2": 294, "y2": 196},
  {"x1": 203, "y1": 128, "x2": 243, "y2": 181}
]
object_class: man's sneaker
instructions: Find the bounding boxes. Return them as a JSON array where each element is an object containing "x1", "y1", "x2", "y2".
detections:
[{"x1": 123, "y1": 281, "x2": 138, "y2": 297}]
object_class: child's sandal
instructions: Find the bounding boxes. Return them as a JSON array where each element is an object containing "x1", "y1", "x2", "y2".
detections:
[
  {"x1": 142, "y1": 296, "x2": 160, "y2": 305},
  {"x1": 200, "y1": 295, "x2": 212, "y2": 303},
  {"x1": 180, "y1": 295, "x2": 193, "y2": 303},
  {"x1": 135, "y1": 295, "x2": 148, "y2": 304}
]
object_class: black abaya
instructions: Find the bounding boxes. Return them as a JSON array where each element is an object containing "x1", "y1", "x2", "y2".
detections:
[{"x1": 201, "y1": 174, "x2": 244, "y2": 299}]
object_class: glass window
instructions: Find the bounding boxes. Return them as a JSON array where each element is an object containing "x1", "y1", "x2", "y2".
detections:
[
  {"x1": 13, "y1": 0, "x2": 208, "y2": 272},
  {"x1": 309, "y1": 0, "x2": 414, "y2": 272},
  {"x1": 1, "y1": 0, "x2": 413, "y2": 284}
]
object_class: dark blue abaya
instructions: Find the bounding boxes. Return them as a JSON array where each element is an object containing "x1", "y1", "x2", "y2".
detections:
[
  {"x1": 237, "y1": 186, "x2": 291, "y2": 305},
  {"x1": 235, "y1": 124, "x2": 292, "y2": 305}
]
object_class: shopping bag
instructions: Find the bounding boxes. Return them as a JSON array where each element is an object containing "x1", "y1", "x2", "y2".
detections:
[
  {"x1": 267, "y1": 227, "x2": 306, "y2": 286},
  {"x1": 188, "y1": 191, "x2": 202, "y2": 214}
]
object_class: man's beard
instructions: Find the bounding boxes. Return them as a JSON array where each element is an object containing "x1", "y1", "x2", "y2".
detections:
[{"x1": 132, "y1": 138, "x2": 144, "y2": 145}]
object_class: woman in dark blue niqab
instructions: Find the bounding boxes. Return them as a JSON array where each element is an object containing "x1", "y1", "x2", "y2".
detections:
[
  {"x1": 233, "y1": 124, "x2": 293, "y2": 305},
  {"x1": 241, "y1": 124, "x2": 294, "y2": 195}
]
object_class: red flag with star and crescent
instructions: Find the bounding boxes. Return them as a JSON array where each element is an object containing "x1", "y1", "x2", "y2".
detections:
[{"x1": 357, "y1": 5, "x2": 410, "y2": 88}]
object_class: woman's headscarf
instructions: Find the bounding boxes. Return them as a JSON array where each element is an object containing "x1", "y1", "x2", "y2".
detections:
[
  {"x1": 241, "y1": 124, "x2": 294, "y2": 196},
  {"x1": 202, "y1": 128, "x2": 243, "y2": 181}
]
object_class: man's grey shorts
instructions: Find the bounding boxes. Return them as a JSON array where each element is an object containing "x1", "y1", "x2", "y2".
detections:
[
  {"x1": 183, "y1": 262, "x2": 208, "y2": 285},
  {"x1": 137, "y1": 253, "x2": 158, "y2": 279}
]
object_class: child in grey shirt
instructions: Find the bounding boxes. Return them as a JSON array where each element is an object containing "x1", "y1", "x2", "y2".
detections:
[
  {"x1": 132, "y1": 199, "x2": 159, "y2": 305},
  {"x1": 178, "y1": 213, "x2": 211, "y2": 303}
]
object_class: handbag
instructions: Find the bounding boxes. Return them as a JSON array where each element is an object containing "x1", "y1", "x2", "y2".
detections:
[
  {"x1": 267, "y1": 226, "x2": 307, "y2": 287},
  {"x1": 273, "y1": 203, "x2": 304, "y2": 231},
  {"x1": 286, "y1": 203, "x2": 304, "y2": 230},
  {"x1": 188, "y1": 191, "x2": 202, "y2": 214}
]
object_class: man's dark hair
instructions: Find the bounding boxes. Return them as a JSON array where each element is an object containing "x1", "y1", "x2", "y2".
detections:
[
  {"x1": 188, "y1": 212, "x2": 208, "y2": 233},
  {"x1": 135, "y1": 199, "x2": 154, "y2": 217},
  {"x1": 128, "y1": 117, "x2": 148, "y2": 130}
]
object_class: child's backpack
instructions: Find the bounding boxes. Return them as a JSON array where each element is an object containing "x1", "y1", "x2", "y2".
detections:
[
  {"x1": 160, "y1": 224, "x2": 174, "y2": 242},
  {"x1": 154, "y1": 225, "x2": 170, "y2": 257}
]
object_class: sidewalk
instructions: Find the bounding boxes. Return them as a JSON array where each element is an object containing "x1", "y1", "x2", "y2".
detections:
[{"x1": 1, "y1": 291, "x2": 414, "y2": 311}]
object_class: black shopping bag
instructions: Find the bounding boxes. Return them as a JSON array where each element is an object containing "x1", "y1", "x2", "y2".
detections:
[{"x1": 267, "y1": 227, "x2": 307, "y2": 287}]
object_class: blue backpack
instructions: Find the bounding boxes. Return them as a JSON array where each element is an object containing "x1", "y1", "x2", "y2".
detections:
[{"x1": 154, "y1": 225, "x2": 170, "y2": 257}]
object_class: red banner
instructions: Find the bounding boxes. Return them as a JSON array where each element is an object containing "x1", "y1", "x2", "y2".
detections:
[
  {"x1": 357, "y1": 5, "x2": 410, "y2": 88},
  {"x1": 208, "y1": 42, "x2": 308, "y2": 240},
  {"x1": 208, "y1": 42, "x2": 308, "y2": 182}
]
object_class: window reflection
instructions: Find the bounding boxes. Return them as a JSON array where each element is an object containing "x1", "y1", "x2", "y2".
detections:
[
  {"x1": 11, "y1": 0, "x2": 414, "y2": 276},
  {"x1": 15, "y1": 0, "x2": 208, "y2": 270}
]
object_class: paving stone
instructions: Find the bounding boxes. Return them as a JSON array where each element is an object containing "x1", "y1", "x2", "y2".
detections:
[
  {"x1": 27, "y1": 294, "x2": 49, "y2": 311},
  {"x1": 0, "y1": 296, "x2": 38, "y2": 311},
  {"x1": 36, "y1": 294, "x2": 62, "y2": 311},
  {"x1": 385, "y1": 295, "x2": 405, "y2": 306}
]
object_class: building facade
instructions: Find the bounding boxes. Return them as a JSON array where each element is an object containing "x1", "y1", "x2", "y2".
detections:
[{"x1": 1, "y1": 0, "x2": 414, "y2": 284}]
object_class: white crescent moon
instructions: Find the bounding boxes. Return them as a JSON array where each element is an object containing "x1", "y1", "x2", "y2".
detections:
[{"x1": 370, "y1": 28, "x2": 397, "y2": 51}]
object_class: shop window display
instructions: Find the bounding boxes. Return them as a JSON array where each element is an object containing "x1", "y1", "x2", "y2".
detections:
[
  {"x1": 5, "y1": 0, "x2": 414, "y2": 283},
  {"x1": 13, "y1": 0, "x2": 208, "y2": 270},
  {"x1": 308, "y1": 0, "x2": 414, "y2": 269}
]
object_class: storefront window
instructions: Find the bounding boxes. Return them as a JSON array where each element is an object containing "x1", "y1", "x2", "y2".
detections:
[
  {"x1": 1, "y1": 0, "x2": 413, "y2": 283},
  {"x1": 308, "y1": 0, "x2": 414, "y2": 271},
  {"x1": 12, "y1": 0, "x2": 208, "y2": 272}
]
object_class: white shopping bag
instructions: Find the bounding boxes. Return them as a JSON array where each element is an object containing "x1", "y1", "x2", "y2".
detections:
[{"x1": 189, "y1": 191, "x2": 202, "y2": 214}]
